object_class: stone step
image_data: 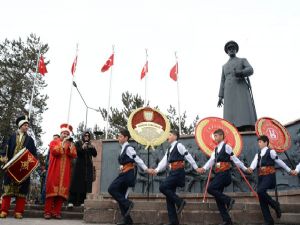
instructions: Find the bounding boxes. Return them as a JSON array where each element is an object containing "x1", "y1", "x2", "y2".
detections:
[
  {"x1": 4, "y1": 204, "x2": 84, "y2": 220},
  {"x1": 84, "y1": 200, "x2": 300, "y2": 225},
  {"x1": 85, "y1": 199, "x2": 300, "y2": 213},
  {"x1": 7, "y1": 209, "x2": 83, "y2": 220}
]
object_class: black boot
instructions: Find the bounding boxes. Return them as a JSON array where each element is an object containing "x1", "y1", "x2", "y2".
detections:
[
  {"x1": 219, "y1": 221, "x2": 233, "y2": 225},
  {"x1": 272, "y1": 201, "x2": 281, "y2": 218},
  {"x1": 117, "y1": 215, "x2": 133, "y2": 225},
  {"x1": 124, "y1": 201, "x2": 134, "y2": 217}
]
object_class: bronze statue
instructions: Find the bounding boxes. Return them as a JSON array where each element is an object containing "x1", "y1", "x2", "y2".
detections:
[{"x1": 217, "y1": 41, "x2": 257, "y2": 131}]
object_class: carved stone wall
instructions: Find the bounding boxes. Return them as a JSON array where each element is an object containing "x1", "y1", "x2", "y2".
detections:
[{"x1": 92, "y1": 119, "x2": 300, "y2": 195}]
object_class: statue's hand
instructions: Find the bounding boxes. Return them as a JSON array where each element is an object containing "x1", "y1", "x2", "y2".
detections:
[
  {"x1": 234, "y1": 69, "x2": 243, "y2": 77},
  {"x1": 217, "y1": 97, "x2": 224, "y2": 107}
]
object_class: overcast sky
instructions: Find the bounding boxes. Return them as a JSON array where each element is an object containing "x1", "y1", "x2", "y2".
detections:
[{"x1": 0, "y1": 0, "x2": 300, "y2": 147}]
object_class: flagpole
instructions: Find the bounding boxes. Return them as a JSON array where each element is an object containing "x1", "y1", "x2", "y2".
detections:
[
  {"x1": 28, "y1": 46, "x2": 41, "y2": 119},
  {"x1": 67, "y1": 43, "x2": 79, "y2": 124},
  {"x1": 105, "y1": 45, "x2": 114, "y2": 139},
  {"x1": 144, "y1": 49, "x2": 148, "y2": 106},
  {"x1": 175, "y1": 52, "x2": 182, "y2": 135}
]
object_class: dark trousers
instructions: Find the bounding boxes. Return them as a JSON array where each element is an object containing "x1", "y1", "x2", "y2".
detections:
[
  {"x1": 207, "y1": 171, "x2": 232, "y2": 222},
  {"x1": 108, "y1": 169, "x2": 135, "y2": 221},
  {"x1": 159, "y1": 169, "x2": 185, "y2": 225},
  {"x1": 257, "y1": 174, "x2": 276, "y2": 224}
]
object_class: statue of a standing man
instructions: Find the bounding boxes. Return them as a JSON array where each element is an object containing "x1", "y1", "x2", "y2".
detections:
[{"x1": 217, "y1": 41, "x2": 257, "y2": 131}]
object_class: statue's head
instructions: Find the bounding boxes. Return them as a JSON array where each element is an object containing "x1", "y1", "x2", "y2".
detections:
[{"x1": 225, "y1": 40, "x2": 239, "y2": 57}]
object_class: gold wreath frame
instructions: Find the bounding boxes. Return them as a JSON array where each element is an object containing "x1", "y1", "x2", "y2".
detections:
[{"x1": 127, "y1": 107, "x2": 171, "y2": 149}]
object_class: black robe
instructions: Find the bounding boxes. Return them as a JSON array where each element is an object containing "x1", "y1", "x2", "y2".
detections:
[
  {"x1": 69, "y1": 141, "x2": 97, "y2": 194},
  {"x1": 1, "y1": 132, "x2": 37, "y2": 197}
]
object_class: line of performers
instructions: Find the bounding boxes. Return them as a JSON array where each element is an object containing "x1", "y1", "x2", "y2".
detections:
[
  {"x1": 1, "y1": 116, "x2": 300, "y2": 225},
  {"x1": 109, "y1": 129, "x2": 300, "y2": 225}
]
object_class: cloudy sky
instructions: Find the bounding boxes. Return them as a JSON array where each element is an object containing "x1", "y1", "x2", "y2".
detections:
[{"x1": 0, "y1": 0, "x2": 299, "y2": 147}]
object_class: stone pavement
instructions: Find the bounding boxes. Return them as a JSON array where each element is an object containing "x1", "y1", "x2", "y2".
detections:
[{"x1": 1, "y1": 218, "x2": 107, "y2": 225}]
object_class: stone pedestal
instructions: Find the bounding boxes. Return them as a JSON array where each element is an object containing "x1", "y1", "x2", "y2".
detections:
[{"x1": 84, "y1": 190, "x2": 300, "y2": 224}]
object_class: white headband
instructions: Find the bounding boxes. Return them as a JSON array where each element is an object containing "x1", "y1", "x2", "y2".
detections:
[{"x1": 18, "y1": 119, "x2": 29, "y2": 128}]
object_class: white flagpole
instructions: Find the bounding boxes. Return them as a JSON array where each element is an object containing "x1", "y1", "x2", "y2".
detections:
[
  {"x1": 175, "y1": 52, "x2": 182, "y2": 135},
  {"x1": 105, "y1": 45, "x2": 114, "y2": 139},
  {"x1": 67, "y1": 43, "x2": 79, "y2": 124},
  {"x1": 28, "y1": 46, "x2": 41, "y2": 119},
  {"x1": 144, "y1": 49, "x2": 148, "y2": 106}
]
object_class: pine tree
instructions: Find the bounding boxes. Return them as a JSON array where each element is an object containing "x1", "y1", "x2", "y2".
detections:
[{"x1": 0, "y1": 34, "x2": 49, "y2": 147}]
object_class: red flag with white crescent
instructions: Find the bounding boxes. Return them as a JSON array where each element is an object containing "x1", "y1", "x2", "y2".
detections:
[
  {"x1": 38, "y1": 56, "x2": 48, "y2": 76},
  {"x1": 101, "y1": 54, "x2": 114, "y2": 73},
  {"x1": 140, "y1": 61, "x2": 148, "y2": 80},
  {"x1": 170, "y1": 62, "x2": 178, "y2": 81},
  {"x1": 71, "y1": 55, "x2": 78, "y2": 76}
]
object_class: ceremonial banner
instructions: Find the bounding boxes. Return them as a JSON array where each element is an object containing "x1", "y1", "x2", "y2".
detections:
[
  {"x1": 3, "y1": 148, "x2": 39, "y2": 184},
  {"x1": 255, "y1": 117, "x2": 291, "y2": 152},
  {"x1": 127, "y1": 107, "x2": 170, "y2": 149},
  {"x1": 195, "y1": 117, "x2": 243, "y2": 157}
]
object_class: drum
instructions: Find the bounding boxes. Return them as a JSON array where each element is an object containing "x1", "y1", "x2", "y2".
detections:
[{"x1": 2, "y1": 148, "x2": 39, "y2": 184}]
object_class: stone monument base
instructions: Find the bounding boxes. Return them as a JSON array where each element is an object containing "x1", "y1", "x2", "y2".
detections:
[{"x1": 84, "y1": 190, "x2": 300, "y2": 224}]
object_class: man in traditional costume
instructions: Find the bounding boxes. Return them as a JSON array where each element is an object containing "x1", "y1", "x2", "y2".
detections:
[
  {"x1": 153, "y1": 130, "x2": 202, "y2": 225},
  {"x1": 199, "y1": 129, "x2": 248, "y2": 225},
  {"x1": 108, "y1": 129, "x2": 152, "y2": 225},
  {"x1": 247, "y1": 135, "x2": 292, "y2": 225},
  {"x1": 44, "y1": 124, "x2": 77, "y2": 219},
  {"x1": 0, "y1": 115, "x2": 37, "y2": 219}
]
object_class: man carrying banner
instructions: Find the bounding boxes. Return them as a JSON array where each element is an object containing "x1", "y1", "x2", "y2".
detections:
[
  {"x1": 44, "y1": 124, "x2": 77, "y2": 219},
  {"x1": 198, "y1": 129, "x2": 248, "y2": 225},
  {"x1": 0, "y1": 115, "x2": 37, "y2": 219},
  {"x1": 246, "y1": 135, "x2": 293, "y2": 225},
  {"x1": 152, "y1": 130, "x2": 202, "y2": 225}
]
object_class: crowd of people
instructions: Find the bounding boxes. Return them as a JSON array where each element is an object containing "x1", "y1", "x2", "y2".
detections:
[{"x1": 0, "y1": 116, "x2": 97, "y2": 220}]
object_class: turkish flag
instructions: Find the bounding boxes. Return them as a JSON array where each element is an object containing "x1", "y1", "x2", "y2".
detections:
[
  {"x1": 71, "y1": 55, "x2": 77, "y2": 76},
  {"x1": 170, "y1": 62, "x2": 178, "y2": 81},
  {"x1": 140, "y1": 61, "x2": 148, "y2": 79},
  {"x1": 101, "y1": 54, "x2": 114, "y2": 72},
  {"x1": 38, "y1": 56, "x2": 47, "y2": 76}
]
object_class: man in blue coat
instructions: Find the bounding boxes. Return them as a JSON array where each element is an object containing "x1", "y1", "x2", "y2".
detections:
[{"x1": 0, "y1": 115, "x2": 37, "y2": 219}]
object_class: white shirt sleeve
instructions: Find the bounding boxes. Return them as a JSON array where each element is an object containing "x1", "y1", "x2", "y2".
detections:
[
  {"x1": 177, "y1": 143, "x2": 198, "y2": 170},
  {"x1": 126, "y1": 146, "x2": 148, "y2": 171},
  {"x1": 155, "y1": 152, "x2": 168, "y2": 173},
  {"x1": 225, "y1": 145, "x2": 247, "y2": 171},
  {"x1": 270, "y1": 150, "x2": 291, "y2": 173},
  {"x1": 203, "y1": 153, "x2": 215, "y2": 171},
  {"x1": 250, "y1": 154, "x2": 258, "y2": 170},
  {"x1": 296, "y1": 163, "x2": 300, "y2": 173}
]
